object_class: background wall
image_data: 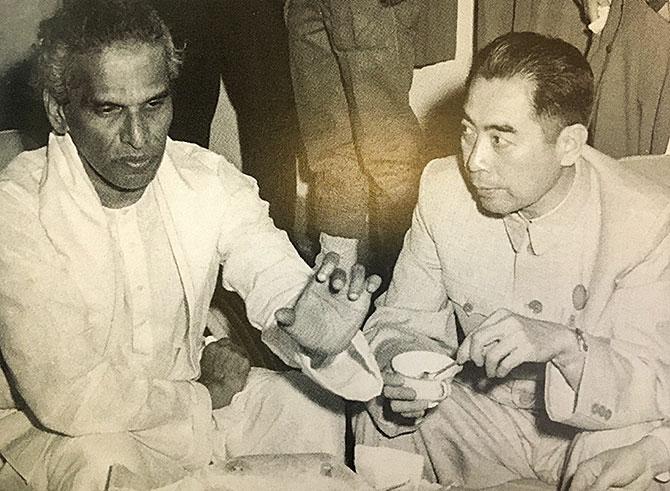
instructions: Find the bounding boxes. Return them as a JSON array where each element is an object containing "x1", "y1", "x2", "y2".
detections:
[
  {"x1": 1, "y1": 0, "x2": 474, "y2": 159},
  {"x1": 0, "y1": 0, "x2": 59, "y2": 145}
]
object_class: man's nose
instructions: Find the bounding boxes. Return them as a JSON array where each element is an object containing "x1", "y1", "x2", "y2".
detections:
[
  {"x1": 120, "y1": 112, "x2": 148, "y2": 149},
  {"x1": 464, "y1": 136, "x2": 488, "y2": 173}
]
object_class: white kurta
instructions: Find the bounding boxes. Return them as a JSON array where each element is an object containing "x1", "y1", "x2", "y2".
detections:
[{"x1": 0, "y1": 134, "x2": 383, "y2": 489}]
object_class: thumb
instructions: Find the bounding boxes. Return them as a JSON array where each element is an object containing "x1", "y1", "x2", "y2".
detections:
[
  {"x1": 275, "y1": 307, "x2": 296, "y2": 327},
  {"x1": 456, "y1": 336, "x2": 471, "y2": 365}
]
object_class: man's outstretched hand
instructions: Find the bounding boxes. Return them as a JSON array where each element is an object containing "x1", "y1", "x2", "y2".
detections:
[{"x1": 275, "y1": 252, "x2": 382, "y2": 357}]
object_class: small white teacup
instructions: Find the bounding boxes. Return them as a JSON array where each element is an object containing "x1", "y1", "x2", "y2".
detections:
[{"x1": 391, "y1": 351, "x2": 461, "y2": 405}]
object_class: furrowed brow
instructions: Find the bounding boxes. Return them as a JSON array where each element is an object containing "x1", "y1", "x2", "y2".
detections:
[
  {"x1": 484, "y1": 124, "x2": 516, "y2": 134},
  {"x1": 462, "y1": 110, "x2": 517, "y2": 134}
]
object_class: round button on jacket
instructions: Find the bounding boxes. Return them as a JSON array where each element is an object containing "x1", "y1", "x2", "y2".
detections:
[{"x1": 528, "y1": 300, "x2": 543, "y2": 314}]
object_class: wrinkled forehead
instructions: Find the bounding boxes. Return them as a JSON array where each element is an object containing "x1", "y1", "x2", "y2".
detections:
[{"x1": 67, "y1": 42, "x2": 170, "y2": 101}]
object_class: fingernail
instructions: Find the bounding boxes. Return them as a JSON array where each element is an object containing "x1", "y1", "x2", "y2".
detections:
[
  {"x1": 348, "y1": 293, "x2": 359, "y2": 301},
  {"x1": 316, "y1": 274, "x2": 326, "y2": 282}
]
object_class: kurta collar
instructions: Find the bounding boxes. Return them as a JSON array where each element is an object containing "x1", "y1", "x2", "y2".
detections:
[{"x1": 38, "y1": 133, "x2": 196, "y2": 337}]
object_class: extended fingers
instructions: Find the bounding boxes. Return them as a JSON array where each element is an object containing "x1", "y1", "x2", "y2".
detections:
[
  {"x1": 365, "y1": 274, "x2": 382, "y2": 294},
  {"x1": 316, "y1": 251, "x2": 340, "y2": 282},
  {"x1": 347, "y1": 264, "x2": 366, "y2": 300},
  {"x1": 329, "y1": 267, "x2": 347, "y2": 292},
  {"x1": 314, "y1": 252, "x2": 347, "y2": 292}
]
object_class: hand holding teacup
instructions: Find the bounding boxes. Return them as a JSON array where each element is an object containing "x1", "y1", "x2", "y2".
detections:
[{"x1": 383, "y1": 351, "x2": 462, "y2": 421}]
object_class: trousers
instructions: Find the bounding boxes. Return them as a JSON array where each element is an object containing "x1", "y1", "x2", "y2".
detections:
[
  {"x1": 355, "y1": 380, "x2": 662, "y2": 488},
  {"x1": 287, "y1": 0, "x2": 426, "y2": 282}
]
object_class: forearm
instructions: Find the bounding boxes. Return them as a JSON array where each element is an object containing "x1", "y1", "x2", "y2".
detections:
[{"x1": 13, "y1": 356, "x2": 211, "y2": 436}]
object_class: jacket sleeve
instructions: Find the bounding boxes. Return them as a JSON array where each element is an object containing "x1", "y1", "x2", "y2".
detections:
[
  {"x1": 362, "y1": 163, "x2": 458, "y2": 436},
  {"x1": 0, "y1": 181, "x2": 212, "y2": 460},
  {"x1": 364, "y1": 162, "x2": 456, "y2": 363},
  {"x1": 546, "y1": 222, "x2": 670, "y2": 429},
  {"x1": 214, "y1": 165, "x2": 381, "y2": 401}
]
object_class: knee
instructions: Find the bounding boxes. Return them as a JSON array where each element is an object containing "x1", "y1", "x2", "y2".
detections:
[
  {"x1": 365, "y1": 163, "x2": 419, "y2": 205},
  {"x1": 45, "y1": 433, "x2": 142, "y2": 491},
  {"x1": 267, "y1": 372, "x2": 346, "y2": 416}
]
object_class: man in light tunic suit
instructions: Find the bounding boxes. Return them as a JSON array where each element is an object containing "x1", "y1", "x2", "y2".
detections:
[
  {"x1": 354, "y1": 32, "x2": 670, "y2": 488},
  {"x1": 0, "y1": 1, "x2": 384, "y2": 489}
]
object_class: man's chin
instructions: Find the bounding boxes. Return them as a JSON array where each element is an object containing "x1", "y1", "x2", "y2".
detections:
[
  {"x1": 116, "y1": 174, "x2": 158, "y2": 193},
  {"x1": 476, "y1": 197, "x2": 514, "y2": 217}
]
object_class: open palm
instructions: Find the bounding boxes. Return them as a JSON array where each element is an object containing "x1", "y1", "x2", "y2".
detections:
[{"x1": 276, "y1": 253, "x2": 382, "y2": 356}]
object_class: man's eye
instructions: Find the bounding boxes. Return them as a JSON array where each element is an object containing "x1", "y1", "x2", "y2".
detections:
[
  {"x1": 96, "y1": 105, "x2": 120, "y2": 115},
  {"x1": 147, "y1": 98, "x2": 166, "y2": 109},
  {"x1": 491, "y1": 134, "x2": 510, "y2": 149}
]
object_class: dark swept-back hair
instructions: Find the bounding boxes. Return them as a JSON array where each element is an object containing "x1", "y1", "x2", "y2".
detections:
[
  {"x1": 467, "y1": 32, "x2": 593, "y2": 138},
  {"x1": 35, "y1": 0, "x2": 182, "y2": 104}
]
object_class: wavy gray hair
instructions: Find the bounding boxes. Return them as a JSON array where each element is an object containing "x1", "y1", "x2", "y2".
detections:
[{"x1": 36, "y1": 0, "x2": 183, "y2": 104}]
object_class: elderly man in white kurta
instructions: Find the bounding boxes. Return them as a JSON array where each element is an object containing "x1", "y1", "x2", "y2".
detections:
[
  {"x1": 0, "y1": 1, "x2": 383, "y2": 490},
  {"x1": 354, "y1": 32, "x2": 670, "y2": 488}
]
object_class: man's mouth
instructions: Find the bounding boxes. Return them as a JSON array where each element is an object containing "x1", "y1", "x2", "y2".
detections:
[
  {"x1": 121, "y1": 156, "x2": 155, "y2": 169},
  {"x1": 473, "y1": 184, "x2": 500, "y2": 192}
]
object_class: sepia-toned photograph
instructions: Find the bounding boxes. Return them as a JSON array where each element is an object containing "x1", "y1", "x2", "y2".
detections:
[{"x1": 1, "y1": 0, "x2": 670, "y2": 489}]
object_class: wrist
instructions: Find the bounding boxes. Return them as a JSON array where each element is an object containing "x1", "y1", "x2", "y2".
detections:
[{"x1": 553, "y1": 325, "x2": 585, "y2": 362}]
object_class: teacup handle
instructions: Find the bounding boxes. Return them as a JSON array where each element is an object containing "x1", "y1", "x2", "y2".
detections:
[
  {"x1": 436, "y1": 379, "x2": 450, "y2": 401},
  {"x1": 427, "y1": 380, "x2": 451, "y2": 408}
]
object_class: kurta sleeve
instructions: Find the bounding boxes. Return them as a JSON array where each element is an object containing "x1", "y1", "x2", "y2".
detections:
[
  {"x1": 0, "y1": 178, "x2": 213, "y2": 459},
  {"x1": 546, "y1": 219, "x2": 670, "y2": 429},
  {"x1": 214, "y1": 165, "x2": 381, "y2": 401}
]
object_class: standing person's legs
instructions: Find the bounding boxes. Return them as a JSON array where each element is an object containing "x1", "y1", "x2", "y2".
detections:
[
  {"x1": 355, "y1": 382, "x2": 572, "y2": 487},
  {"x1": 218, "y1": 0, "x2": 300, "y2": 236},
  {"x1": 286, "y1": 0, "x2": 370, "y2": 264},
  {"x1": 329, "y1": 0, "x2": 424, "y2": 286},
  {"x1": 152, "y1": 0, "x2": 221, "y2": 148}
]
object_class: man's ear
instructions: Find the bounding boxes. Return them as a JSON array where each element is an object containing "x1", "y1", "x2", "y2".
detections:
[
  {"x1": 556, "y1": 123, "x2": 588, "y2": 168},
  {"x1": 43, "y1": 90, "x2": 68, "y2": 135}
]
